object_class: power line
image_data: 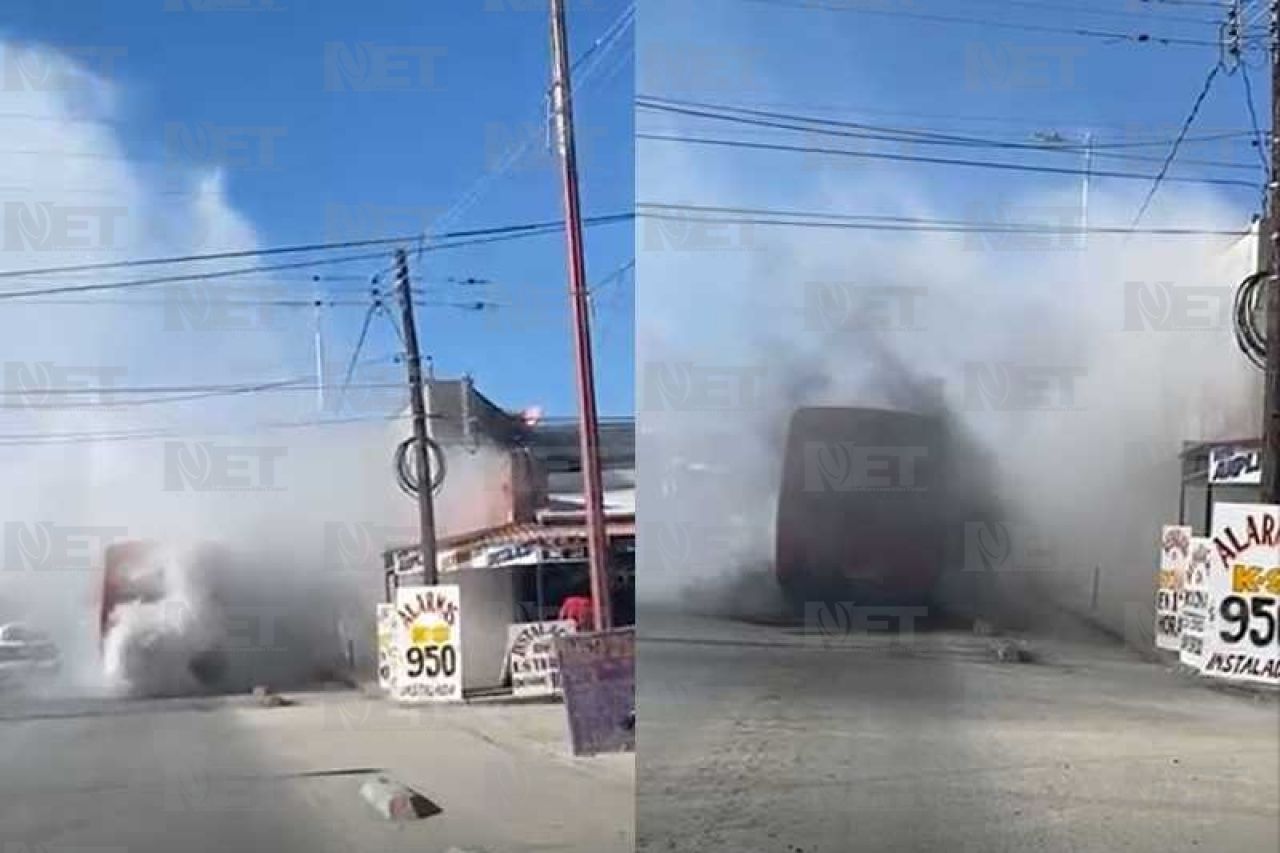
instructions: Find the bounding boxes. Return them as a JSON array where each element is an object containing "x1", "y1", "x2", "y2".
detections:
[
  {"x1": 936, "y1": 0, "x2": 1225, "y2": 26},
  {"x1": 1129, "y1": 62, "x2": 1223, "y2": 228},
  {"x1": 637, "y1": 202, "x2": 1249, "y2": 236},
  {"x1": 0, "y1": 413, "x2": 415, "y2": 448},
  {"x1": 0, "y1": 213, "x2": 633, "y2": 301},
  {"x1": 637, "y1": 96, "x2": 1260, "y2": 171},
  {"x1": 1239, "y1": 60, "x2": 1271, "y2": 179},
  {"x1": 638, "y1": 131, "x2": 1259, "y2": 189},
  {"x1": 739, "y1": 0, "x2": 1235, "y2": 46},
  {"x1": 0, "y1": 381, "x2": 408, "y2": 411},
  {"x1": 336, "y1": 298, "x2": 382, "y2": 413},
  {"x1": 588, "y1": 258, "x2": 635, "y2": 296},
  {"x1": 1, "y1": 296, "x2": 501, "y2": 309},
  {"x1": 639, "y1": 95, "x2": 1258, "y2": 152},
  {"x1": 0, "y1": 214, "x2": 628, "y2": 283}
]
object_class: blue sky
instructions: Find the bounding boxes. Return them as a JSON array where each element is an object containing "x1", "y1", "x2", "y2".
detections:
[
  {"x1": 639, "y1": 0, "x2": 1267, "y2": 223},
  {"x1": 0, "y1": 0, "x2": 634, "y2": 418}
]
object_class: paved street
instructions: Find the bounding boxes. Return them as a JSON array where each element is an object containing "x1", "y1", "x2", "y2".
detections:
[
  {"x1": 0, "y1": 689, "x2": 633, "y2": 853},
  {"x1": 637, "y1": 610, "x2": 1280, "y2": 853}
]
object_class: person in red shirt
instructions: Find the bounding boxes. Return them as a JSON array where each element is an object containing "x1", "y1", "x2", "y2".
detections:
[{"x1": 558, "y1": 594, "x2": 594, "y2": 632}]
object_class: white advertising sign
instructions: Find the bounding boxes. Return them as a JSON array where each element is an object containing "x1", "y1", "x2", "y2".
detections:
[
  {"x1": 1156, "y1": 525, "x2": 1192, "y2": 652},
  {"x1": 1203, "y1": 503, "x2": 1280, "y2": 687},
  {"x1": 505, "y1": 620, "x2": 575, "y2": 698},
  {"x1": 392, "y1": 585, "x2": 463, "y2": 703},
  {"x1": 1179, "y1": 537, "x2": 1212, "y2": 671},
  {"x1": 1208, "y1": 446, "x2": 1262, "y2": 486},
  {"x1": 376, "y1": 603, "x2": 397, "y2": 692}
]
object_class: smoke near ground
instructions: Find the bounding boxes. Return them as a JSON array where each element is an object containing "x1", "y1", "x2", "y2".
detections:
[{"x1": 638, "y1": 139, "x2": 1260, "y2": 638}]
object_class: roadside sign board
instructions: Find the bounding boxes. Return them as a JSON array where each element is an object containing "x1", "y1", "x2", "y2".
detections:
[
  {"x1": 1179, "y1": 537, "x2": 1212, "y2": 671},
  {"x1": 1156, "y1": 525, "x2": 1192, "y2": 652},
  {"x1": 1204, "y1": 504, "x2": 1280, "y2": 687},
  {"x1": 376, "y1": 603, "x2": 397, "y2": 692},
  {"x1": 1208, "y1": 446, "x2": 1262, "y2": 486},
  {"x1": 556, "y1": 628, "x2": 635, "y2": 756},
  {"x1": 392, "y1": 585, "x2": 463, "y2": 703},
  {"x1": 505, "y1": 620, "x2": 576, "y2": 698}
]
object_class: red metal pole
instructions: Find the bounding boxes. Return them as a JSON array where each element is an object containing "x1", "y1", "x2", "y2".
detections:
[{"x1": 549, "y1": 0, "x2": 612, "y2": 630}]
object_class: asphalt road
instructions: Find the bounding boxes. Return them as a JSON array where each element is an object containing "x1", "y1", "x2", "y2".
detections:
[
  {"x1": 637, "y1": 610, "x2": 1280, "y2": 853},
  {"x1": 0, "y1": 688, "x2": 634, "y2": 853}
]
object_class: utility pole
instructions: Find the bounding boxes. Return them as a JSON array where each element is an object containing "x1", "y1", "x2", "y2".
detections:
[
  {"x1": 313, "y1": 298, "x2": 326, "y2": 413},
  {"x1": 395, "y1": 248, "x2": 439, "y2": 585},
  {"x1": 549, "y1": 0, "x2": 612, "y2": 630},
  {"x1": 1263, "y1": 1, "x2": 1280, "y2": 503},
  {"x1": 1080, "y1": 131, "x2": 1092, "y2": 238}
]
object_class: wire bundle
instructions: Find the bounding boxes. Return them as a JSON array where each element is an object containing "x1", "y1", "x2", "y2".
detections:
[
  {"x1": 1234, "y1": 269, "x2": 1271, "y2": 368},
  {"x1": 395, "y1": 435, "x2": 447, "y2": 498}
]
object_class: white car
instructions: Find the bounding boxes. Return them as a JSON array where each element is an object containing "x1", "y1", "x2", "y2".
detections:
[{"x1": 0, "y1": 622, "x2": 62, "y2": 688}]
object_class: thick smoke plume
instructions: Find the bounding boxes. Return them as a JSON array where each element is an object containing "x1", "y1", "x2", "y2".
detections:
[
  {"x1": 639, "y1": 143, "x2": 1260, "y2": 640},
  {"x1": 0, "y1": 41, "x2": 502, "y2": 698}
]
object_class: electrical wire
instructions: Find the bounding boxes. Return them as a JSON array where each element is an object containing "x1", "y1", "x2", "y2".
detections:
[
  {"x1": 0, "y1": 412, "x2": 415, "y2": 448},
  {"x1": 1129, "y1": 63, "x2": 1223, "y2": 228},
  {"x1": 0, "y1": 213, "x2": 633, "y2": 301},
  {"x1": 739, "y1": 0, "x2": 1235, "y2": 46},
  {"x1": 1239, "y1": 61, "x2": 1271, "y2": 178},
  {"x1": 636, "y1": 96, "x2": 1259, "y2": 171},
  {"x1": 638, "y1": 95, "x2": 1258, "y2": 152},
  {"x1": 335, "y1": 296, "x2": 385, "y2": 413},
  {"x1": 637, "y1": 202, "x2": 1249, "y2": 236},
  {"x1": 0, "y1": 214, "x2": 629, "y2": 283},
  {"x1": 638, "y1": 132, "x2": 1258, "y2": 188}
]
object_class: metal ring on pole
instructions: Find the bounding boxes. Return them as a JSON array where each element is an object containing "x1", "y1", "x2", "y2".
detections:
[{"x1": 395, "y1": 435, "x2": 446, "y2": 498}]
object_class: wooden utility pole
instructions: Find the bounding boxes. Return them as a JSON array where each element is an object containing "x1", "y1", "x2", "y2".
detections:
[
  {"x1": 395, "y1": 248, "x2": 439, "y2": 585},
  {"x1": 1263, "y1": 3, "x2": 1280, "y2": 502},
  {"x1": 549, "y1": 0, "x2": 612, "y2": 630}
]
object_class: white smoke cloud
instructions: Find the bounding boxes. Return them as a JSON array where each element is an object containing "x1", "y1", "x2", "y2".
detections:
[
  {"x1": 0, "y1": 40, "x2": 500, "y2": 697},
  {"x1": 638, "y1": 131, "x2": 1262, "y2": 637}
]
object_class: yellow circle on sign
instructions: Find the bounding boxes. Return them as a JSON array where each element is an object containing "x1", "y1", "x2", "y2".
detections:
[{"x1": 429, "y1": 624, "x2": 451, "y2": 645}]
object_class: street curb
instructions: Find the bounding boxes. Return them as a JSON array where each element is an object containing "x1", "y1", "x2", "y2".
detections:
[{"x1": 358, "y1": 774, "x2": 441, "y2": 821}]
